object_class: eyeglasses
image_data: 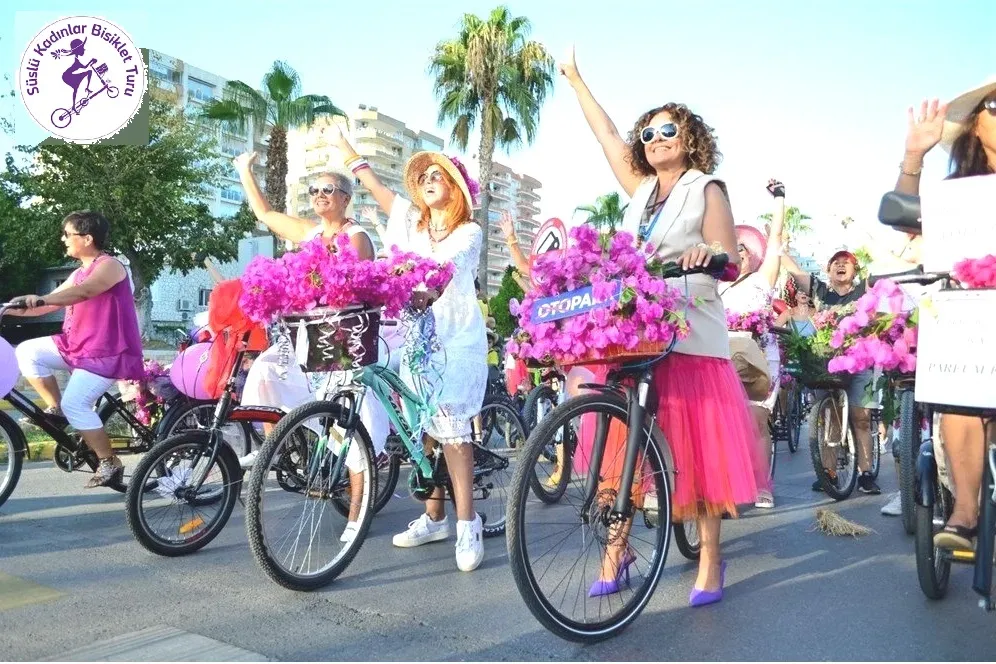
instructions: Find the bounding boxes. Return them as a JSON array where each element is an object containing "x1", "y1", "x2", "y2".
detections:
[
  {"x1": 308, "y1": 184, "x2": 342, "y2": 196},
  {"x1": 640, "y1": 123, "x2": 679, "y2": 144},
  {"x1": 417, "y1": 170, "x2": 446, "y2": 186},
  {"x1": 985, "y1": 98, "x2": 996, "y2": 116},
  {"x1": 61, "y1": 231, "x2": 85, "y2": 239},
  {"x1": 736, "y1": 244, "x2": 748, "y2": 253}
]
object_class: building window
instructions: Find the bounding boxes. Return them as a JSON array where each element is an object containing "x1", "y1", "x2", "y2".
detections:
[
  {"x1": 221, "y1": 186, "x2": 245, "y2": 203},
  {"x1": 187, "y1": 77, "x2": 215, "y2": 103},
  {"x1": 198, "y1": 288, "x2": 212, "y2": 307}
]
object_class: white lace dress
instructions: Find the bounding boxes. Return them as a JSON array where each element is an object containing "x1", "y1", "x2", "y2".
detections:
[
  {"x1": 385, "y1": 197, "x2": 487, "y2": 444},
  {"x1": 720, "y1": 271, "x2": 781, "y2": 410}
]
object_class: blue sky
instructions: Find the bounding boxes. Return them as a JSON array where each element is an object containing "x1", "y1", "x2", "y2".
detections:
[{"x1": 4, "y1": 0, "x2": 994, "y2": 257}]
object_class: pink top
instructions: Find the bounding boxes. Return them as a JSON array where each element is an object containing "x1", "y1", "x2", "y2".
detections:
[{"x1": 54, "y1": 255, "x2": 144, "y2": 380}]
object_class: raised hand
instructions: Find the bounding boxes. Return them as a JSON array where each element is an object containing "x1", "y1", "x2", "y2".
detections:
[
  {"x1": 498, "y1": 210, "x2": 517, "y2": 241},
  {"x1": 321, "y1": 122, "x2": 348, "y2": 148},
  {"x1": 233, "y1": 152, "x2": 257, "y2": 172},
  {"x1": 905, "y1": 99, "x2": 949, "y2": 157},
  {"x1": 766, "y1": 179, "x2": 785, "y2": 198},
  {"x1": 558, "y1": 44, "x2": 581, "y2": 84}
]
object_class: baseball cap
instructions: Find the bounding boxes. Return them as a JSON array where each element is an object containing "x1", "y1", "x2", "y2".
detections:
[{"x1": 827, "y1": 250, "x2": 858, "y2": 269}]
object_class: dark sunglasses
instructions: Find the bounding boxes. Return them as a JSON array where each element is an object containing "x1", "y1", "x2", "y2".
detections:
[
  {"x1": 417, "y1": 170, "x2": 446, "y2": 186},
  {"x1": 640, "y1": 122, "x2": 679, "y2": 144},
  {"x1": 308, "y1": 183, "x2": 341, "y2": 196},
  {"x1": 985, "y1": 98, "x2": 996, "y2": 115}
]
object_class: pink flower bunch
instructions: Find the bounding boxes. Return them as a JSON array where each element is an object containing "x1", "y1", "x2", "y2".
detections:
[
  {"x1": 506, "y1": 226, "x2": 691, "y2": 365},
  {"x1": 827, "y1": 280, "x2": 918, "y2": 375},
  {"x1": 134, "y1": 360, "x2": 170, "y2": 427},
  {"x1": 726, "y1": 309, "x2": 775, "y2": 346},
  {"x1": 447, "y1": 156, "x2": 480, "y2": 205},
  {"x1": 953, "y1": 254, "x2": 996, "y2": 289},
  {"x1": 240, "y1": 235, "x2": 453, "y2": 322}
]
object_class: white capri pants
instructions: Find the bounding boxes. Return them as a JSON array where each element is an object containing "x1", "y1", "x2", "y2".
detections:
[{"x1": 15, "y1": 336, "x2": 114, "y2": 431}]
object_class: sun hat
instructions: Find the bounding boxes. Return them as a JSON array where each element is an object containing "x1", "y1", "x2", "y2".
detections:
[
  {"x1": 734, "y1": 225, "x2": 766, "y2": 273},
  {"x1": 403, "y1": 152, "x2": 479, "y2": 211},
  {"x1": 940, "y1": 76, "x2": 996, "y2": 149}
]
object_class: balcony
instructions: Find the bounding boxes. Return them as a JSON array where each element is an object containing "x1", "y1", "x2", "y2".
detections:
[{"x1": 519, "y1": 188, "x2": 540, "y2": 201}]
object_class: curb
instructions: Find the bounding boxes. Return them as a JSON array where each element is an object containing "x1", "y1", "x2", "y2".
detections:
[{"x1": 27, "y1": 441, "x2": 57, "y2": 461}]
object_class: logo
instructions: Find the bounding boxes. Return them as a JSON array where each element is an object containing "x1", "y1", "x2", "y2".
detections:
[
  {"x1": 529, "y1": 217, "x2": 568, "y2": 285},
  {"x1": 18, "y1": 16, "x2": 147, "y2": 143},
  {"x1": 531, "y1": 282, "x2": 622, "y2": 324}
]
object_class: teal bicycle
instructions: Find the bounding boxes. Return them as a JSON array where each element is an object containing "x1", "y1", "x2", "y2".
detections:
[{"x1": 244, "y1": 306, "x2": 525, "y2": 590}]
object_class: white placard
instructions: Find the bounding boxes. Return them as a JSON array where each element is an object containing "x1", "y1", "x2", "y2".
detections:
[
  {"x1": 920, "y1": 173, "x2": 996, "y2": 273},
  {"x1": 915, "y1": 289, "x2": 996, "y2": 409}
]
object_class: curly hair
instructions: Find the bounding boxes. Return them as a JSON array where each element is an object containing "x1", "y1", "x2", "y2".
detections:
[
  {"x1": 949, "y1": 92, "x2": 996, "y2": 179},
  {"x1": 626, "y1": 103, "x2": 722, "y2": 175}
]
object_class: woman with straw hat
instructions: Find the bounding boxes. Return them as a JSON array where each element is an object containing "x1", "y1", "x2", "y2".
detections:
[
  {"x1": 325, "y1": 123, "x2": 488, "y2": 572},
  {"x1": 895, "y1": 78, "x2": 995, "y2": 551}
]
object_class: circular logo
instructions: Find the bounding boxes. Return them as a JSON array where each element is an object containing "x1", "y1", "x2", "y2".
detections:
[{"x1": 18, "y1": 16, "x2": 147, "y2": 144}]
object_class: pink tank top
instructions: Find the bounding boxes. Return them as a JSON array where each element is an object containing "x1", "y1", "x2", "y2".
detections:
[{"x1": 54, "y1": 255, "x2": 144, "y2": 380}]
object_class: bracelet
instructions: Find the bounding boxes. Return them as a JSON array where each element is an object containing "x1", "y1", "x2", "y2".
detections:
[
  {"x1": 350, "y1": 159, "x2": 370, "y2": 174},
  {"x1": 899, "y1": 161, "x2": 922, "y2": 177},
  {"x1": 344, "y1": 154, "x2": 362, "y2": 167}
]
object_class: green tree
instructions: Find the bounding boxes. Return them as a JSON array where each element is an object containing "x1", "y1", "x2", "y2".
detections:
[
  {"x1": 760, "y1": 206, "x2": 813, "y2": 237},
  {"x1": 576, "y1": 192, "x2": 628, "y2": 231},
  {"x1": 852, "y1": 246, "x2": 873, "y2": 280},
  {"x1": 429, "y1": 5, "x2": 555, "y2": 280},
  {"x1": 489, "y1": 265, "x2": 525, "y2": 337},
  {"x1": 202, "y1": 60, "x2": 345, "y2": 213},
  {"x1": 0, "y1": 157, "x2": 63, "y2": 302},
  {"x1": 8, "y1": 92, "x2": 255, "y2": 334}
]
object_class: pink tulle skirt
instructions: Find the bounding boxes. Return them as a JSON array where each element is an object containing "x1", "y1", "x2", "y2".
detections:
[{"x1": 573, "y1": 353, "x2": 767, "y2": 521}]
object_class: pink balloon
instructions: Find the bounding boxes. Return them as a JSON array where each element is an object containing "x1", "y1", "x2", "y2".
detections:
[
  {"x1": 169, "y1": 342, "x2": 213, "y2": 400},
  {"x1": 0, "y1": 338, "x2": 18, "y2": 398}
]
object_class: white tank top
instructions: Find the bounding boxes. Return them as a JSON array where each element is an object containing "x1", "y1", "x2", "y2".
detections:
[{"x1": 304, "y1": 220, "x2": 374, "y2": 249}]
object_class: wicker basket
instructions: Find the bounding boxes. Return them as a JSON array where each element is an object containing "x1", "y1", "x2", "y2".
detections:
[
  {"x1": 565, "y1": 340, "x2": 669, "y2": 367},
  {"x1": 283, "y1": 306, "x2": 381, "y2": 373}
]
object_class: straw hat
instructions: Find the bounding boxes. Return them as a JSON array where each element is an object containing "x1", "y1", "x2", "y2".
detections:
[
  {"x1": 940, "y1": 76, "x2": 996, "y2": 149},
  {"x1": 403, "y1": 152, "x2": 478, "y2": 211},
  {"x1": 734, "y1": 225, "x2": 766, "y2": 273}
]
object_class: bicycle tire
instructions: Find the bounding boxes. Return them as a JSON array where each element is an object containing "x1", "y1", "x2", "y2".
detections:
[
  {"x1": 524, "y1": 384, "x2": 573, "y2": 504},
  {"x1": 373, "y1": 451, "x2": 401, "y2": 514},
  {"x1": 125, "y1": 431, "x2": 242, "y2": 556},
  {"x1": 155, "y1": 399, "x2": 253, "y2": 457},
  {"x1": 870, "y1": 411, "x2": 882, "y2": 480},
  {"x1": 523, "y1": 384, "x2": 557, "y2": 432},
  {"x1": 507, "y1": 392, "x2": 671, "y2": 643},
  {"x1": 787, "y1": 388, "x2": 802, "y2": 453},
  {"x1": 915, "y1": 483, "x2": 952, "y2": 599},
  {"x1": 673, "y1": 519, "x2": 700, "y2": 561},
  {"x1": 245, "y1": 400, "x2": 376, "y2": 591},
  {"x1": 0, "y1": 412, "x2": 27, "y2": 508},
  {"x1": 898, "y1": 390, "x2": 917, "y2": 535},
  {"x1": 809, "y1": 394, "x2": 858, "y2": 500},
  {"x1": 476, "y1": 392, "x2": 527, "y2": 537}
]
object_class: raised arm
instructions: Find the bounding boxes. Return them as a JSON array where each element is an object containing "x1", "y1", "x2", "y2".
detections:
[
  {"x1": 895, "y1": 99, "x2": 948, "y2": 196},
  {"x1": 757, "y1": 179, "x2": 786, "y2": 288},
  {"x1": 234, "y1": 152, "x2": 315, "y2": 244},
  {"x1": 323, "y1": 123, "x2": 397, "y2": 215},
  {"x1": 559, "y1": 46, "x2": 644, "y2": 197},
  {"x1": 498, "y1": 211, "x2": 531, "y2": 276},
  {"x1": 779, "y1": 246, "x2": 812, "y2": 294}
]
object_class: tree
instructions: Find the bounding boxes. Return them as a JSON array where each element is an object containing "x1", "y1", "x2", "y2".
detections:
[
  {"x1": 202, "y1": 61, "x2": 345, "y2": 214},
  {"x1": 8, "y1": 92, "x2": 256, "y2": 334},
  {"x1": 0, "y1": 158, "x2": 63, "y2": 302},
  {"x1": 489, "y1": 265, "x2": 525, "y2": 338},
  {"x1": 575, "y1": 192, "x2": 628, "y2": 231},
  {"x1": 852, "y1": 246, "x2": 873, "y2": 280},
  {"x1": 429, "y1": 6, "x2": 555, "y2": 280},
  {"x1": 760, "y1": 206, "x2": 812, "y2": 237}
]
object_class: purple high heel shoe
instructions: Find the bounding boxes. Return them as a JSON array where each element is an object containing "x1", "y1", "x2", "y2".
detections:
[
  {"x1": 588, "y1": 548, "x2": 637, "y2": 597},
  {"x1": 689, "y1": 560, "x2": 727, "y2": 607}
]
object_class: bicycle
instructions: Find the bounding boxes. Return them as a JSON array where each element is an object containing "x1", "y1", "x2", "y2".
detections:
[
  {"x1": 50, "y1": 61, "x2": 120, "y2": 129},
  {"x1": 244, "y1": 306, "x2": 523, "y2": 591},
  {"x1": 505, "y1": 256, "x2": 728, "y2": 642}
]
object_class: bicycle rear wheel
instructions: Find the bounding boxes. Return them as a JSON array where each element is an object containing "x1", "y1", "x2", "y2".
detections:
[
  {"x1": 898, "y1": 390, "x2": 917, "y2": 535},
  {"x1": 673, "y1": 518, "x2": 700, "y2": 561},
  {"x1": 0, "y1": 413, "x2": 26, "y2": 508},
  {"x1": 474, "y1": 392, "x2": 527, "y2": 537},
  {"x1": 245, "y1": 400, "x2": 375, "y2": 591},
  {"x1": 809, "y1": 393, "x2": 858, "y2": 500},
  {"x1": 156, "y1": 399, "x2": 253, "y2": 457},
  {"x1": 507, "y1": 392, "x2": 671, "y2": 643},
  {"x1": 787, "y1": 388, "x2": 802, "y2": 453}
]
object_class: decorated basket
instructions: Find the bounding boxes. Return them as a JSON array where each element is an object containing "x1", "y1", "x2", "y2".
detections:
[{"x1": 283, "y1": 306, "x2": 381, "y2": 373}]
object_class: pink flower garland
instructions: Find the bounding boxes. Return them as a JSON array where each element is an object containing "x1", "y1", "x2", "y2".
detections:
[
  {"x1": 506, "y1": 226, "x2": 691, "y2": 365},
  {"x1": 826, "y1": 279, "x2": 918, "y2": 375},
  {"x1": 952, "y1": 255, "x2": 996, "y2": 289},
  {"x1": 726, "y1": 309, "x2": 775, "y2": 348},
  {"x1": 239, "y1": 235, "x2": 454, "y2": 323},
  {"x1": 446, "y1": 156, "x2": 480, "y2": 205}
]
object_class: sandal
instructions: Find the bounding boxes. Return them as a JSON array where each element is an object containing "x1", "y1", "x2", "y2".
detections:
[
  {"x1": 85, "y1": 456, "x2": 124, "y2": 489},
  {"x1": 933, "y1": 523, "x2": 977, "y2": 551}
]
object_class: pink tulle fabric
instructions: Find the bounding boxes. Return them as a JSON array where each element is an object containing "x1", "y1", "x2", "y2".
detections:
[{"x1": 573, "y1": 353, "x2": 767, "y2": 521}]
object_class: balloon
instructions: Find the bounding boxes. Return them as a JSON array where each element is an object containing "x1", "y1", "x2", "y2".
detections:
[
  {"x1": 0, "y1": 338, "x2": 18, "y2": 399},
  {"x1": 169, "y1": 342, "x2": 213, "y2": 400}
]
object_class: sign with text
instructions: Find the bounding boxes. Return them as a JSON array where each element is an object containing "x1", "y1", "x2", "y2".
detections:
[
  {"x1": 920, "y1": 174, "x2": 996, "y2": 273},
  {"x1": 915, "y1": 289, "x2": 996, "y2": 409},
  {"x1": 531, "y1": 282, "x2": 622, "y2": 324}
]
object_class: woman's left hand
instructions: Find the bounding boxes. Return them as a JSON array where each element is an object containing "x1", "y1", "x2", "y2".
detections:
[
  {"x1": 679, "y1": 244, "x2": 715, "y2": 271},
  {"x1": 23, "y1": 295, "x2": 45, "y2": 309}
]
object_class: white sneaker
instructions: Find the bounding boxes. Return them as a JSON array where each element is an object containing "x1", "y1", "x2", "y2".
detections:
[
  {"x1": 455, "y1": 514, "x2": 484, "y2": 572},
  {"x1": 881, "y1": 492, "x2": 902, "y2": 516},
  {"x1": 239, "y1": 450, "x2": 259, "y2": 470},
  {"x1": 392, "y1": 513, "x2": 450, "y2": 548},
  {"x1": 754, "y1": 490, "x2": 775, "y2": 509},
  {"x1": 340, "y1": 521, "x2": 359, "y2": 544}
]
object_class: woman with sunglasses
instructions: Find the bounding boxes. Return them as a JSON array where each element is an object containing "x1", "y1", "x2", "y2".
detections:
[
  {"x1": 324, "y1": 123, "x2": 488, "y2": 572},
  {"x1": 894, "y1": 79, "x2": 996, "y2": 551},
  {"x1": 719, "y1": 180, "x2": 787, "y2": 509},
  {"x1": 232, "y1": 150, "x2": 391, "y2": 544},
  {"x1": 560, "y1": 47, "x2": 766, "y2": 606},
  {"x1": 11, "y1": 211, "x2": 143, "y2": 488}
]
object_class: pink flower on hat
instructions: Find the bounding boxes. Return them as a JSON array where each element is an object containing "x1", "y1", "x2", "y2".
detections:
[{"x1": 447, "y1": 156, "x2": 479, "y2": 205}]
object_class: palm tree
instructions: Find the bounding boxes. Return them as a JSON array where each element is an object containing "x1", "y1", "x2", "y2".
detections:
[
  {"x1": 429, "y1": 6, "x2": 555, "y2": 279},
  {"x1": 201, "y1": 61, "x2": 345, "y2": 213},
  {"x1": 759, "y1": 206, "x2": 813, "y2": 237},
  {"x1": 575, "y1": 192, "x2": 628, "y2": 231}
]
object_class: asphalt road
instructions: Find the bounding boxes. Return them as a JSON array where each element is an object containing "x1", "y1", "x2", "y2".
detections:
[{"x1": 1, "y1": 439, "x2": 994, "y2": 661}]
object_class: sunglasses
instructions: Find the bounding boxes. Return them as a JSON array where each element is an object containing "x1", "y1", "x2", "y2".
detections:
[
  {"x1": 308, "y1": 184, "x2": 342, "y2": 197},
  {"x1": 417, "y1": 170, "x2": 446, "y2": 186},
  {"x1": 640, "y1": 123, "x2": 679, "y2": 144},
  {"x1": 985, "y1": 98, "x2": 996, "y2": 115}
]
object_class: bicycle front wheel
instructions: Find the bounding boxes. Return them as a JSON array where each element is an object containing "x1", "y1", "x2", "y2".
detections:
[
  {"x1": 0, "y1": 412, "x2": 26, "y2": 508},
  {"x1": 245, "y1": 400, "x2": 376, "y2": 591},
  {"x1": 507, "y1": 392, "x2": 671, "y2": 643},
  {"x1": 809, "y1": 393, "x2": 858, "y2": 500}
]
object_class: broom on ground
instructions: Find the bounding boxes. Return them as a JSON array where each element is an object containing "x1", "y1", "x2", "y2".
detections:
[{"x1": 812, "y1": 507, "x2": 875, "y2": 537}]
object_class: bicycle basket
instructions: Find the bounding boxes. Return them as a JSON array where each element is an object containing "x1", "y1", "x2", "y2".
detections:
[
  {"x1": 565, "y1": 340, "x2": 670, "y2": 367},
  {"x1": 95, "y1": 63, "x2": 108, "y2": 76},
  {"x1": 284, "y1": 306, "x2": 381, "y2": 373}
]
